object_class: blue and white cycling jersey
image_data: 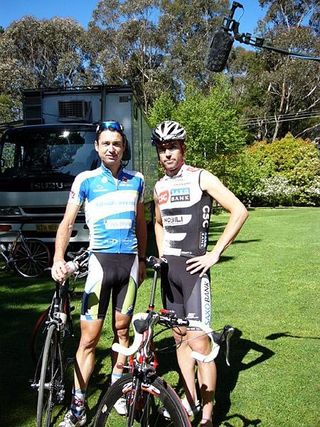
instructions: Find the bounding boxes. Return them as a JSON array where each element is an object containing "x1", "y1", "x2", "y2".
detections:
[{"x1": 68, "y1": 163, "x2": 145, "y2": 253}]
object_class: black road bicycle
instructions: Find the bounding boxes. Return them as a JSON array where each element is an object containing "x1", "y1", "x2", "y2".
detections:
[
  {"x1": 30, "y1": 248, "x2": 88, "y2": 427},
  {"x1": 0, "y1": 223, "x2": 51, "y2": 278},
  {"x1": 94, "y1": 256, "x2": 234, "y2": 427}
]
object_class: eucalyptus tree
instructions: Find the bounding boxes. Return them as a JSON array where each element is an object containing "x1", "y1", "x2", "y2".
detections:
[
  {"x1": 158, "y1": 0, "x2": 229, "y2": 92},
  {"x1": 89, "y1": 0, "x2": 170, "y2": 113},
  {"x1": 229, "y1": 0, "x2": 320, "y2": 141},
  {"x1": 0, "y1": 17, "x2": 94, "y2": 95},
  {"x1": 0, "y1": 16, "x2": 96, "y2": 121}
]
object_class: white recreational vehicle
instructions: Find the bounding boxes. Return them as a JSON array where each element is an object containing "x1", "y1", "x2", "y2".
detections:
[{"x1": 0, "y1": 85, "x2": 158, "y2": 245}]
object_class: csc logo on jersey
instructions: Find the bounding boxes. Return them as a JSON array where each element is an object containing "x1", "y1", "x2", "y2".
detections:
[
  {"x1": 158, "y1": 190, "x2": 169, "y2": 205},
  {"x1": 202, "y1": 205, "x2": 210, "y2": 227}
]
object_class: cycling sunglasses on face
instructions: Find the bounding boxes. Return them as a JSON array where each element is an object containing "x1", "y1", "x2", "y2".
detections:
[{"x1": 96, "y1": 121, "x2": 124, "y2": 133}]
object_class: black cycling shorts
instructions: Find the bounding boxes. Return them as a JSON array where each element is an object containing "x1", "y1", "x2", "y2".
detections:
[
  {"x1": 81, "y1": 252, "x2": 138, "y2": 320},
  {"x1": 161, "y1": 255, "x2": 212, "y2": 326}
]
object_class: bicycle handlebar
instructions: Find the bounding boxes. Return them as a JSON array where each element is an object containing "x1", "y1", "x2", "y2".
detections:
[
  {"x1": 187, "y1": 320, "x2": 220, "y2": 362},
  {"x1": 112, "y1": 312, "x2": 150, "y2": 356},
  {"x1": 146, "y1": 255, "x2": 167, "y2": 271},
  {"x1": 112, "y1": 311, "x2": 221, "y2": 363}
]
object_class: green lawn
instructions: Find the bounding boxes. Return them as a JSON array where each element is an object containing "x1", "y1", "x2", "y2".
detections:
[{"x1": 0, "y1": 207, "x2": 319, "y2": 426}]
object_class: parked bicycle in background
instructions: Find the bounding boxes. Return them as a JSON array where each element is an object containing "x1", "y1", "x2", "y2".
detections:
[{"x1": 0, "y1": 222, "x2": 51, "y2": 278}]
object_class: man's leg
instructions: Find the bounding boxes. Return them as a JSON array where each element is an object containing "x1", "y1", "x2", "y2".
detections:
[
  {"x1": 59, "y1": 319, "x2": 104, "y2": 426},
  {"x1": 173, "y1": 328, "x2": 198, "y2": 406},
  {"x1": 112, "y1": 310, "x2": 131, "y2": 377},
  {"x1": 74, "y1": 318, "x2": 104, "y2": 390},
  {"x1": 187, "y1": 330, "x2": 217, "y2": 424}
]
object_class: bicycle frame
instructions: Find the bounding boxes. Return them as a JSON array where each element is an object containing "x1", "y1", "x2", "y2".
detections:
[
  {"x1": 0, "y1": 229, "x2": 23, "y2": 267},
  {"x1": 0, "y1": 223, "x2": 51, "y2": 278},
  {"x1": 94, "y1": 257, "x2": 235, "y2": 427},
  {"x1": 114, "y1": 256, "x2": 234, "y2": 368}
]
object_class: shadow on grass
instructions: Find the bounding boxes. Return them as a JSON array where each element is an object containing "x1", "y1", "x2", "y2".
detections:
[
  {"x1": 0, "y1": 272, "x2": 83, "y2": 427},
  {"x1": 214, "y1": 328, "x2": 274, "y2": 426},
  {"x1": 266, "y1": 331, "x2": 320, "y2": 340},
  {"x1": 126, "y1": 328, "x2": 274, "y2": 427}
]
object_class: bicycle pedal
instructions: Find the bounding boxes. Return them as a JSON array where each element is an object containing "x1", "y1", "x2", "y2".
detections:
[
  {"x1": 158, "y1": 407, "x2": 171, "y2": 420},
  {"x1": 30, "y1": 381, "x2": 39, "y2": 390}
]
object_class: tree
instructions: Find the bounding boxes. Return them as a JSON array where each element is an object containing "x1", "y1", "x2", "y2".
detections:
[
  {"x1": 0, "y1": 17, "x2": 94, "y2": 100},
  {"x1": 258, "y1": 0, "x2": 320, "y2": 33},
  {"x1": 0, "y1": 94, "x2": 20, "y2": 124},
  {"x1": 89, "y1": 0, "x2": 171, "y2": 113},
  {"x1": 149, "y1": 76, "x2": 247, "y2": 167},
  {"x1": 229, "y1": 1, "x2": 320, "y2": 141},
  {"x1": 158, "y1": 0, "x2": 229, "y2": 91}
]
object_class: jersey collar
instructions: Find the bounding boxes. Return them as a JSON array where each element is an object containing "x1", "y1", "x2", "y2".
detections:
[{"x1": 100, "y1": 162, "x2": 124, "y2": 179}]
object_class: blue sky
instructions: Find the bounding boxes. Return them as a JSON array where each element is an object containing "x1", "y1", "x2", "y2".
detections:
[{"x1": 1, "y1": 0, "x2": 265, "y2": 36}]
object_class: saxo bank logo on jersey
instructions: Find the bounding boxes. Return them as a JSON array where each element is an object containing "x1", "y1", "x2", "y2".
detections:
[
  {"x1": 201, "y1": 275, "x2": 211, "y2": 326},
  {"x1": 170, "y1": 187, "x2": 190, "y2": 202}
]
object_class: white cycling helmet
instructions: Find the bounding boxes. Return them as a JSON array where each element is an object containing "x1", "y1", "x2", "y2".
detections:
[{"x1": 151, "y1": 120, "x2": 186, "y2": 145}]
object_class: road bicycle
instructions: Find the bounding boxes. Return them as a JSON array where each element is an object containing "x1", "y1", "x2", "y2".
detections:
[
  {"x1": 29, "y1": 247, "x2": 89, "y2": 365},
  {"x1": 0, "y1": 223, "x2": 51, "y2": 278},
  {"x1": 30, "y1": 248, "x2": 89, "y2": 427},
  {"x1": 94, "y1": 256, "x2": 234, "y2": 427}
]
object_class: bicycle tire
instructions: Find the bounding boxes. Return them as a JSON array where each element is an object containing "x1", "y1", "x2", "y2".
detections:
[
  {"x1": 37, "y1": 324, "x2": 64, "y2": 427},
  {"x1": 0, "y1": 252, "x2": 9, "y2": 273},
  {"x1": 13, "y1": 239, "x2": 51, "y2": 278},
  {"x1": 30, "y1": 307, "x2": 50, "y2": 365},
  {"x1": 94, "y1": 373, "x2": 191, "y2": 427}
]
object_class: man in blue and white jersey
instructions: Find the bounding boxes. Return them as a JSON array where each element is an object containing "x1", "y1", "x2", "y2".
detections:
[
  {"x1": 152, "y1": 120, "x2": 248, "y2": 427},
  {"x1": 52, "y1": 121, "x2": 147, "y2": 427}
]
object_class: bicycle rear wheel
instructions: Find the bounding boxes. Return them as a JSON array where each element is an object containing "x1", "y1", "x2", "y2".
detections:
[
  {"x1": 94, "y1": 373, "x2": 191, "y2": 427},
  {"x1": 0, "y1": 252, "x2": 9, "y2": 273},
  {"x1": 13, "y1": 239, "x2": 51, "y2": 278},
  {"x1": 37, "y1": 324, "x2": 65, "y2": 427}
]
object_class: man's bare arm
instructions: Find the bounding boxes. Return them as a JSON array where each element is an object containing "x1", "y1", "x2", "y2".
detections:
[
  {"x1": 136, "y1": 201, "x2": 147, "y2": 284},
  {"x1": 154, "y1": 191, "x2": 164, "y2": 257},
  {"x1": 52, "y1": 203, "x2": 80, "y2": 281},
  {"x1": 186, "y1": 170, "x2": 248, "y2": 276}
]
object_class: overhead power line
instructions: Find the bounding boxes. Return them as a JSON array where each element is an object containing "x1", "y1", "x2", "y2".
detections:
[{"x1": 240, "y1": 110, "x2": 320, "y2": 128}]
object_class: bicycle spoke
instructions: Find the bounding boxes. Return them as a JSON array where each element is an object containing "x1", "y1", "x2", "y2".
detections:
[
  {"x1": 13, "y1": 239, "x2": 50, "y2": 278},
  {"x1": 94, "y1": 374, "x2": 190, "y2": 427}
]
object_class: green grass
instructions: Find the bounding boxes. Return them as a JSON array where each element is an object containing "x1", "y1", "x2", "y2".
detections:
[{"x1": 0, "y1": 207, "x2": 319, "y2": 426}]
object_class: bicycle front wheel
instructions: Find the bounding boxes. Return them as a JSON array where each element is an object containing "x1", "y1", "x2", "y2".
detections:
[
  {"x1": 13, "y1": 239, "x2": 51, "y2": 278},
  {"x1": 94, "y1": 373, "x2": 191, "y2": 427},
  {"x1": 37, "y1": 324, "x2": 64, "y2": 427},
  {"x1": 30, "y1": 307, "x2": 50, "y2": 365}
]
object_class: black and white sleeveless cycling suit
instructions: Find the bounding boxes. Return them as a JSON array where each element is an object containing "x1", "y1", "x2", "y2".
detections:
[{"x1": 154, "y1": 164, "x2": 213, "y2": 326}]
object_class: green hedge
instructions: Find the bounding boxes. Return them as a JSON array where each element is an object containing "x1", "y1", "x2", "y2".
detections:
[{"x1": 207, "y1": 134, "x2": 320, "y2": 206}]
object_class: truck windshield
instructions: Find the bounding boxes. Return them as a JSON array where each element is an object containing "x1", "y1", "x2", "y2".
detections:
[{"x1": 0, "y1": 127, "x2": 98, "y2": 181}]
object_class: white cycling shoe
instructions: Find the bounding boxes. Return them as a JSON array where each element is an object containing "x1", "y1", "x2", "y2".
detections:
[
  {"x1": 162, "y1": 396, "x2": 200, "y2": 419},
  {"x1": 114, "y1": 397, "x2": 128, "y2": 415}
]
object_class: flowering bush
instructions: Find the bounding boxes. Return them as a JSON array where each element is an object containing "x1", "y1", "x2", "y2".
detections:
[
  {"x1": 252, "y1": 176, "x2": 299, "y2": 206},
  {"x1": 207, "y1": 134, "x2": 320, "y2": 206}
]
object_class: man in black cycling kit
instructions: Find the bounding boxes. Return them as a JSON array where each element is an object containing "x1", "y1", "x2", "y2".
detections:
[
  {"x1": 152, "y1": 120, "x2": 248, "y2": 427},
  {"x1": 51, "y1": 121, "x2": 147, "y2": 427}
]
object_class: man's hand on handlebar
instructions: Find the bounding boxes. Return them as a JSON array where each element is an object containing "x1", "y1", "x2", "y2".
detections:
[{"x1": 51, "y1": 260, "x2": 69, "y2": 283}]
